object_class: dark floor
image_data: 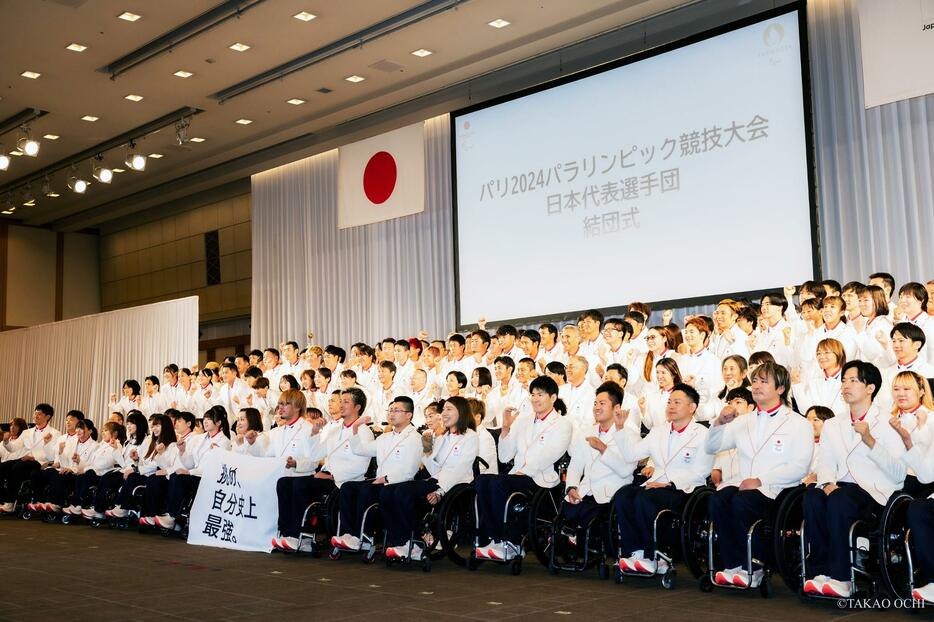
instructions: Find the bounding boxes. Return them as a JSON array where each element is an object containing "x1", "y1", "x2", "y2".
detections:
[{"x1": 0, "y1": 519, "x2": 923, "y2": 622}]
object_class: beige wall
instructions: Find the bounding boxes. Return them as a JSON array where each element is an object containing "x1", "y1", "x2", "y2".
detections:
[
  {"x1": 100, "y1": 194, "x2": 251, "y2": 322},
  {"x1": 2, "y1": 225, "x2": 100, "y2": 329},
  {"x1": 6, "y1": 226, "x2": 56, "y2": 327}
]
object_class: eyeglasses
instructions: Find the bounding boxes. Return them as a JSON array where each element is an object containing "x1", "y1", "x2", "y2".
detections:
[{"x1": 387, "y1": 408, "x2": 410, "y2": 415}]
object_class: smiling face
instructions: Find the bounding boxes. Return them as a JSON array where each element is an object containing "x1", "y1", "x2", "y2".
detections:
[
  {"x1": 892, "y1": 376, "x2": 923, "y2": 412},
  {"x1": 441, "y1": 402, "x2": 459, "y2": 430}
]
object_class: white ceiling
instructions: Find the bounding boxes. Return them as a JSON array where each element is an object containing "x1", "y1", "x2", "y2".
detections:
[{"x1": 0, "y1": 0, "x2": 696, "y2": 229}]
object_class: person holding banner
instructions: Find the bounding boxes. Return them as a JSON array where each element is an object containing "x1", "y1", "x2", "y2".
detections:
[
  {"x1": 272, "y1": 389, "x2": 356, "y2": 552},
  {"x1": 381, "y1": 395, "x2": 479, "y2": 561},
  {"x1": 154, "y1": 407, "x2": 231, "y2": 530},
  {"x1": 330, "y1": 396, "x2": 422, "y2": 552}
]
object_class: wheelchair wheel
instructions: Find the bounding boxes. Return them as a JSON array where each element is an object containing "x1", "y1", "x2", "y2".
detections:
[
  {"x1": 528, "y1": 487, "x2": 561, "y2": 568},
  {"x1": 681, "y1": 486, "x2": 714, "y2": 579},
  {"x1": 772, "y1": 485, "x2": 806, "y2": 592},
  {"x1": 661, "y1": 567, "x2": 676, "y2": 590},
  {"x1": 879, "y1": 492, "x2": 915, "y2": 600},
  {"x1": 437, "y1": 485, "x2": 476, "y2": 568}
]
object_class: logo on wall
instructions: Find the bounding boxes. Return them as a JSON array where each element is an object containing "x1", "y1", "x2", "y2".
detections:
[{"x1": 763, "y1": 23, "x2": 785, "y2": 47}]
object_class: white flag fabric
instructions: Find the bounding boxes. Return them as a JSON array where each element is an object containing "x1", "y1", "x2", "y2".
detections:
[
  {"x1": 338, "y1": 121, "x2": 425, "y2": 229},
  {"x1": 187, "y1": 450, "x2": 284, "y2": 553},
  {"x1": 857, "y1": 0, "x2": 934, "y2": 108}
]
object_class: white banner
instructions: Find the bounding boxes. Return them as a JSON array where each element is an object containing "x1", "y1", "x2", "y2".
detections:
[
  {"x1": 858, "y1": 0, "x2": 934, "y2": 108},
  {"x1": 337, "y1": 121, "x2": 425, "y2": 229},
  {"x1": 187, "y1": 450, "x2": 285, "y2": 552}
]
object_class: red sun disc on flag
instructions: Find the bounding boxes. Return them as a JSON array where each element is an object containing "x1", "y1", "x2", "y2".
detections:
[{"x1": 362, "y1": 151, "x2": 397, "y2": 204}]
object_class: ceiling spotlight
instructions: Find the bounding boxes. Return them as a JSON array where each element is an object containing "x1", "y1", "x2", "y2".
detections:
[
  {"x1": 66, "y1": 43, "x2": 87, "y2": 52},
  {"x1": 22, "y1": 185, "x2": 36, "y2": 207},
  {"x1": 488, "y1": 18, "x2": 511, "y2": 28},
  {"x1": 286, "y1": 98, "x2": 305, "y2": 105},
  {"x1": 148, "y1": 153, "x2": 163, "y2": 159},
  {"x1": 93, "y1": 156, "x2": 113, "y2": 183},
  {"x1": 293, "y1": 11, "x2": 316, "y2": 21},
  {"x1": 16, "y1": 126, "x2": 39, "y2": 157},
  {"x1": 229, "y1": 42, "x2": 250, "y2": 52},
  {"x1": 0, "y1": 146, "x2": 9, "y2": 171},
  {"x1": 124, "y1": 142, "x2": 146, "y2": 171},
  {"x1": 175, "y1": 117, "x2": 190, "y2": 144},
  {"x1": 42, "y1": 176, "x2": 56, "y2": 197},
  {"x1": 67, "y1": 165, "x2": 88, "y2": 194},
  {"x1": 118, "y1": 11, "x2": 141, "y2": 21}
]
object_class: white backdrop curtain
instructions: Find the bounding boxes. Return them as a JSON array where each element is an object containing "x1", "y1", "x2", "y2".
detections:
[
  {"x1": 0, "y1": 297, "x2": 198, "y2": 427},
  {"x1": 252, "y1": 0, "x2": 934, "y2": 342},
  {"x1": 251, "y1": 114, "x2": 454, "y2": 349}
]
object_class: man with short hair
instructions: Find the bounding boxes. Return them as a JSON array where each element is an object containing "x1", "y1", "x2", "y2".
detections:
[
  {"x1": 897, "y1": 282, "x2": 934, "y2": 364},
  {"x1": 613, "y1": 383, "x2": 713, "y2": 574},
  {"x1": 0, "y1": 404, "x2": 60, "y2": 513},
  {"x1": 495, "y1": 325, "x2": 522, "y2": 362},
  {"x1": 280, "y1": 341, "x2": 310, "y2": 377},
  {"x1": 802, "y1": 361, "x2": 906, "y2": 598},
  {"x1": 219, "y1": 362, "x2": 252, "y2": 427},
  {"x1": 564, "y1": 356, "x2": 597, "y2": 429},
  {"x1": 538, "y1": 323, "x2": 565, "y2": 370},
  {"x1": 332, "y1": 396, "x2": 422, "y2": 551},
  {"x1": 704, "y1": 362, "x2": 814, "y2": 589}
]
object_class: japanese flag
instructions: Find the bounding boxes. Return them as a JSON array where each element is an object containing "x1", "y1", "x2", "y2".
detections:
[{"x1": 337, "y1": 121, "x2": 425, "y2": 229}]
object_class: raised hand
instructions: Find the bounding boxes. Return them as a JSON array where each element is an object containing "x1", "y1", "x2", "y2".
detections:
[
  {"x1": 352, "y1": 415, "x2": 372, "y2": 432},
  {"x1": 782, "y1": 325, "x2": 793, "y2": 346},
  {"x1": 502, "y1": 407, "x2": 520, "y2": 431},
  {"x1": 637, "y1": 396, "x2": 647, "y2": 415},
  {"x1": 613, "y1": 408, "x2": 630, "y2": 431},
  {"x1": 790, "y1": 367, "x2": 801, "y2": 385},
  {"x1": 586, "y1": 436, "x2": 607, "y2": 454},
  {"x1": 783, "y1": 284, "x2": 796, "y2": 300},
  {"x1": 715, "y1": 405, "x2": 738, "y2": 426}
]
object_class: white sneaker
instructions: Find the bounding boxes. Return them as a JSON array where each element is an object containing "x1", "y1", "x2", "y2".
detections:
[
  {"x1": 280, "y1": 537, "x2": 299, "y2": 551},
  {"x1": 0, "y1": 502, "x2": 14, "y2": 513},
  {"x1": 409, "y1": 543, "x2": 424, "y2": 561},
  {"x1": 803, "y1": 575, "x2": 828, "y2": 595},
  {"x1": 731, "y1": 568, "x2": 763, "y2": 588},
  {"x1": 475, "y1": 541, "x2": 492, "y2": 559},
  {"x1": 64, "y1": 505, "x2": 80, "y2": 515},
  {"x1": 109, "y1": 506, "x2": 127, "y2": 518},
  {"x1": 821, "y1": 578, "x2": 852, "y2": 598},
  {"x1": 490, "y1": 541, "x2": 522, "y2": 561},
  {"x1": 297, "y1": 538, "x2": 314, "y2": 553},
  {"x1": 82, "y1": 508, "x2": 104, "y2": 519},
  {"x1": 633, "y1": 556, "x2": 669, "y2": 575},
  {"x1": 337, "y1": 534, "x2": 360, "y2": 550},
  {"x1": 714, "y1": 568, "x2": 736, "y2": 585},
  {"x1": 912, "y1": 582, "x2": 934, "y2": 603},
  {"x1": 47, "y1": 504, "x2": 61, "y2": 513},
  {"x1": 155, "y1": 514, "x2": 175, "y2": 529}
]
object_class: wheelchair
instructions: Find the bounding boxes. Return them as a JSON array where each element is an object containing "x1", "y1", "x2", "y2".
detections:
[
  {"x1": 774, "y1": 488, "x2": 921, "y2": 603},
  {"x1": 607, "y1": 492, "x2": 681, "y2": 589},
  {"x1": 297, "y1": 487, "x2": 341, "y2": 556},
  {"x1": 383, "y1": 457, "x2": 488, "y2": 571},
  {"x1": 382, "y1": 482, "x2": 477, "y2": 572},
  {"x1": 327, "y1": 492, "x2": 383, "y2": 563},
  {"x1": 548, "y1": 498, "x2": 612, "y2": 580},
  {"x1": 681, "y1": 484, "x2": 806, "y2": 598},
  {"x1": 467, "y1": 454, "x2": 569, "y2": 576}
]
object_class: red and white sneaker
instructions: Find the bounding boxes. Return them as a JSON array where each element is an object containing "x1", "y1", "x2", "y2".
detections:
[
  {"x1": 271, "y1": 537, "x2": 283, "y2": 549},
  {"x1": 731, "y1": 569, "x2": 763, "y2": 588},
  {"x1": 911, "y1": 582, "x2": 934, "y2": 603},
  {"x1": 279, "y1": 537, "x2": 299, "y2": 551},
  {"x1": 139, "y1": 516, "x2": 155, "y2": 526},
  {"x1": 803, "y1": 576, "x2": 827, "y2": 595},
  {"x1": 333, "y1": 534, "x2": 360, "y2": 551},
  {"x1": 634, "y1": 557, "x2": 668, "y2": 575},
  {"x1": 714, "y1": 569, "x2": 736, "y2": 585},
  {"x1": 821, "y1": 579, "x2": 852, "y2": 598},
  {"x1": 618, "y1": 557, "x2": 636, "y2": 571},
  {"x1": 475, "y1": 542, "x2": 491, "y2": 559}
]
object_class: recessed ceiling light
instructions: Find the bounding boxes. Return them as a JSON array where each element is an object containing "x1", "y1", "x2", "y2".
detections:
[
  {"x1": 229, "y1": 42, "x2": 250, "y2": 52},
  {"x1": 10, "y1": 150, "x2": 23, "y2": 156},
  {"x1": 235, "y1": 118, "x2": 252, "y2": 125},
  {"x1": 345, "y1": 75, "x2": 365, "y2": 83},
  {"x1": 20, "y1": 70, "x2": 41, "y2": 79},
  {"x1": 47, "y1": 192, "x2": 60, "y2": 198},
  {"x1": 189, "y1": 137, "x2": 206, "y2": 143},
  {"x1": 411, "y1": 48, "x2": 433, "y2": 57},
  {"x1": 148, "y1": 153, "x2": 163, "y2": 158},
  {"x1": 293, "y1": 11, "x2": 316, "y2": 21},
  {"x1": 124, "y1": 94, "x2": 143, "y2": 102},
  {"x1": 43, "y1": 134, "x2": 59, "y2": 140},
  {"x1": 488, "y1": 18, "x2": 511, "y2": 28},
  {"x1": 112, "y1": 168, "x2": 126, "y2": 173},
  {"x1": 1, "y1": 210, "x2": 13, "y2": 215},
  {"x1": 118, "y1": 11, "x2": 141, "y2": 22},
  {"x1": 66, "y1": 43, "x2": 87, "y2": 52},
  {"x1": 81, "y1": 115, "x2": 99, "y2": 122},
  {"x1": 286, "y1": 98, "x2": 305, "y2": 105},
  {"x1": 173, "y1": 70, "x2": 193, "y2": 78}
]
